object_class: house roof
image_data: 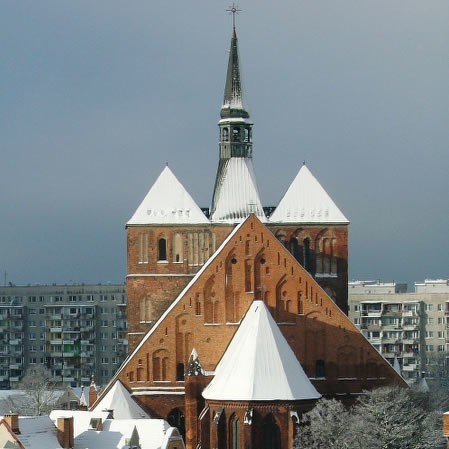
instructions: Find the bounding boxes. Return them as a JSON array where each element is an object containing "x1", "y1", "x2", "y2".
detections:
[
  {"x1": 202, "y1": 300, "x2": 321, "y2": 401},
  {"x1": 210, "y1": 158, "x2": 266, "y2": 223},
  {"x1": 50, "y1": 410, "x2": 183, "y2": 449},
  {"x1": 127, "y1": 165, "x2": 209, "y2": 225},
  {"x1": 269, "y1": 164, "x2": 349, "y2": 224},
  {"x1": 91, "y1": 380, "x2": 149, "y2": 419},
  {"x1": 0, "y1": 416, "x2": 62, "y2": 449}
]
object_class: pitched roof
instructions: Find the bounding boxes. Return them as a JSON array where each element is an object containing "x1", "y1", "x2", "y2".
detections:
[
  {"x1": 91, "y1": 380, "x2": 149, "y2": 419},
  {"x1": 202, "y1": 300, "x2": 321, "y2": 401},
  {"x1": 49, "y1": 410, "x2": 183, "y2": 449},
  {"x1": 127, "y1": 166, "x2": 209, "y2": 225},
  {"x1": 0, "y1": 416, "x2": 62, "y2": 449},
  {"x1": 210, "y1": 158, "x2": 266, "y2": 223},
  {"x1": 269, "y1": 164, "x2": 349, "y2": 224}
]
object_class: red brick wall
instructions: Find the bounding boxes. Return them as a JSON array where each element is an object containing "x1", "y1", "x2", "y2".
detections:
[{"x1": 120, "y1": 216, "x2": 403, "y2": 401}]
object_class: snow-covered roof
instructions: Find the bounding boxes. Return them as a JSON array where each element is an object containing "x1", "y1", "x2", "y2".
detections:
[
  {"x1": 202, "y1": 300, "x2": 321, "y2": 401},
  {"x1": 269, "y1": 164, "x2": 349, "y2": 224},
  {"x1": 91, "y1": 380, "x2": 149, "y2": 419},
  {"x1": 0, "y1": 416, "x2": 62, "y2": 449},
  {"x1": 127, "y1": 166, "x2": 209, "y2": 225},
  {"x1": 49, "y1": 410, "x2": 183, "y2": 449},
  {"x1": 210, "y1": 158, "x2": 266, "y2": 223}
]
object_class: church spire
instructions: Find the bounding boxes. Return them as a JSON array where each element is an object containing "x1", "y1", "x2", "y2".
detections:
[{"x1": 210, "y1": 14, "x2": 265, "y2": 223}]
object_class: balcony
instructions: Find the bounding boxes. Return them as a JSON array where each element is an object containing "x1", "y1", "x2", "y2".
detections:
[
  {"x1": 50, "y1": 327, "x2": 62, "y2": 333},
  {"x1": 402, "y1": 310, "x2": 417, "y2": 317},
  {"x1": 402, "y1": 339, "x2": 417, "y2": 345},
  {"x1": 367, "y1": 324, "x2": 381, "y2": 331},
  {"x1": 402, "y1": 364, "x2": 417, "y2": 371},
  {"x1": 361, "y1": 310, "x2": 382, "y2": 318},
  {"x1": 9, "y1": 339, "x2": 21, "y2": 345}
]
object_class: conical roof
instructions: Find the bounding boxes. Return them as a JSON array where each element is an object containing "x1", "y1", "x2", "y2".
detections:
[
  {"x1": 210, "y1": 158, "x2": 266, "y2": 223},
  {"x1": 127, "y1": 166, "x2": 209, "y2": 225},
  {"x1": 202, "y1": 300, "x2": 320, "y2": 401},
  {"x1": 92, "y1": 380, "x2": 149, "y2": 419},
  {"x1": 269, "y1": 164, "x2": 349, "y2": 224}
]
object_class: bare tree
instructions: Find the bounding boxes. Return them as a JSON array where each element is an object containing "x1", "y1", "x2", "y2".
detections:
[{"x1": 17, "y1": 365, "x2": 59, "y2": 415}]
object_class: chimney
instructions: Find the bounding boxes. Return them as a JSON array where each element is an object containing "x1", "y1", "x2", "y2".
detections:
[
  {"x1": 57, "y1": 417, "x2": 74, "y2": 449},
  {"x1": 4, "y1": 414, "x2": 20, "y2": 434}
]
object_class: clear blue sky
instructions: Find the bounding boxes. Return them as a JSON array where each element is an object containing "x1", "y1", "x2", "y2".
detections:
[{"x1": 1, "y1": 1, "x2": 448, "y2": 287}]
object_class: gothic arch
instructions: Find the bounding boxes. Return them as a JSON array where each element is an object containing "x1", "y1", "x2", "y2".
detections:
[
  {"x1": 204, "y1": 275, "x2": 220, "y2": 324},
  {"x1": 263, "y1": 414, "x2": 281, "y2": 449},
  {"x1": 157, "y1": 235, "x2": 168, "y2": 261},
  {"x1": 152, "y1": 349, "x2": 169, "y2": 381},
  {"x1": 173, "y1": 233, "x2": 183, "y2": 263},
  {"x1": 225, "y1": 251, "x2": 239, "y2": 323}
]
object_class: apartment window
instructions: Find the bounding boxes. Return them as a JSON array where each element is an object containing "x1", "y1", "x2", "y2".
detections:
[
  {"x1": 29, "y1": 357, "x2": 37, "y2": 364},
  {"x1": 29, "y1": 332, "x2": 36, "y2": 340},
  {"x1": 86, "y1": 295, "x2": 94, "y2": 302},
  {"x1": 101, "y1": 357, "x2": 109, "y2": 364},
  {"x1": 101, "y1": 332, "x2": 108, "y2": 339},
  {"x1": 39, "y1": 308, "x2": 45, "y2": 314},
  {"x1": 29, "y1": 309, "x2": 37, "y2": 315},
  {"x1": 438, "y1": 345, "x2": 445, "y2": 352},
  {"x1": 425, "y1": 331, "x2": 434, "y2": 338},
  {"x1": 100, "y1": 295, "x2": 108, "y2": 302},
  {"x1": 427, "y1": 318, "x2": 434, "y2": 325},
  {"x1": 112, "y1": 357, "x2": 118, "y2": 365},
  {"x1": 425, "y1": 304, "x2": 433, "y2": 311},
  {"x1": 39, "y1": 296, "x2": 45, "y2": 302},
  {"x1": 101, "y1": 320, "x2": 108, "y2": 327},
  {"x1": 438, "y1": 317, "x2": 445, "y2": 324},
  {"x1": 425, "y1": 345, "x2": 434, "y2": 351},
  {"x1": 438, "y1": 304, "x2": 443, "y2": 311},
  {"x1": 29, "y1": 296, "x2": 37, "y2": 303},
  {"x1": 438, "y1": 331, "x2": 445, "y2": 338},
  {"x1": 69, "y1": 296, "x2": 77, "y2": 302}
]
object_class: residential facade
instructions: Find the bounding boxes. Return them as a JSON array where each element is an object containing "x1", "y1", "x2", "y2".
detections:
[
  {"x1": 349, "y1": 279, "x2": 449, "y2": 381},
  {"x1": 0, "y1": 283, "x2": 127, "y2": 389}
]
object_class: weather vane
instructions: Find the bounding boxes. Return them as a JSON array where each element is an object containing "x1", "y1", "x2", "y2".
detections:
[{"x1": 226, "y1": 3, "x2": 242, "y2": 30}]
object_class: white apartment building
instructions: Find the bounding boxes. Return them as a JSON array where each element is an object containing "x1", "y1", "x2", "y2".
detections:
[
  {"x1": 0, "y1": 283, "x2": 127, "y2": 389},
  {"x1": 349, "y1": 279, "x2": 449, "y2": 381}
]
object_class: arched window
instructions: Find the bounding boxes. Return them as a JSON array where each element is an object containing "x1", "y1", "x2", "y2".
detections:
[
  {"x1": 167, "y1": 409, "x2": 185, "y2": 442},
  {"x1": 173, "y1": 233, "x2": 183, "y2": 263},
  {"x1": 158, "y1": 238, "x2": 167, "y2": 261},
  {"x1": 316, "y1": 359, "x2": 326, "y2": 378},
  {"x1": 263, "y1": 414, "x2": 280, "y2": 449},
  {"x1": 223, "y1": 128, "x2": 229, "y2": 142},
  {"x1": 176, "y1": 363, "x2": 184, "y2": 381},
  {"x1": 230, "y1": 414, "x2": 240, "y2": 449},
  {"x1": 303, "y1": 238, "x2": 311, "y2": 272},
  {"x1": 290, "y1": 237, "x2": 301, "y2": 263}
]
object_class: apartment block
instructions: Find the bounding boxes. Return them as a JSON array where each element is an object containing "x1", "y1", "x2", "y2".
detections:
[
  {"x1": 0, "y1": 283, "x2": 127, "y2": 389},
  {"x1": 349, "y1": 279, "x2": 449, "y2": 381}
]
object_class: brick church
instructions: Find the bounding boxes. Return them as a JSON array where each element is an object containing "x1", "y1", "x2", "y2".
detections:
[{"x1": 98, "y1": 19, "x2": 405, "y2": 449}]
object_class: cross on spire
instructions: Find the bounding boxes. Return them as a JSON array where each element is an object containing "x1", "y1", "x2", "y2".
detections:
[{"x1": 226, "y1": 3, "x2": 242, "y2": 30}]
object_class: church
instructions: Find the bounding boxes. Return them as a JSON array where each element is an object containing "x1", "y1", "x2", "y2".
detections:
[{"x1": 97, "y1": 17, "x2": 405, "y2": 449}]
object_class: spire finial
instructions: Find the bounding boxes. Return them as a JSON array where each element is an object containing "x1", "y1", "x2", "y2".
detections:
[{"x1": 226, "y1": 3, "x2": 241, "y2": 30}]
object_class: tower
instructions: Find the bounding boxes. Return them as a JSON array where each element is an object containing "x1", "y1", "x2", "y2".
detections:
[{"x1": 126, "y1": 19, "x2": 349, "y2": 353}]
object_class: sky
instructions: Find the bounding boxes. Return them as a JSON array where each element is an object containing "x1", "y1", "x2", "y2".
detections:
[{"x1": 1, "y1": 1, "x2": 448, "y2": 288}]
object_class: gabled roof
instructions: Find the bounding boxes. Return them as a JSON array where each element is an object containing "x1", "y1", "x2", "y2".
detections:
[
  {"x1": 127, "y1": 166, "x2": 209, "y2": 225},
  {"x1": 0, "y1": 416, "x2": 62, "y2": 449},
  {"x1": 49, "y1": 410, "x2": 183, "y2": 449},
  {"x1": 202, "y1": 300, "x2": 321, "y2": 401},
  {"x1": 91, "y1": 380, "x2": 149, "y2": 419},
  {"x1": 269, "y1": 164, "x2": 349, "y2": 224},
  {"x1": 210, "y1": 158, "x2": 266, "y2": 223}
]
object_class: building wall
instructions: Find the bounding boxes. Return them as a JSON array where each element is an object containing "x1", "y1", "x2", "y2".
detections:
[
  {"x1": 0, "y1": 284, "x2": 127, "y2": 388},
  {"x1": 126, "y1": 222, "x2": 349, "y2": 350},
  {"x1": 348, "y1": 281, "x2": 449, "y2": 380},
  {"x1": 119, "y1": 217, "x2": 403, "y2": 430}
]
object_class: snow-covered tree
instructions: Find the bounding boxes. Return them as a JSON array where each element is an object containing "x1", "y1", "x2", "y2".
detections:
[
  {"x1": 295, "y1": 398, "x2": 351, "y2": 449},
  {"x1": 17, "y1": 365, "x2": 59, "y2": 415},
  {"x1": 350, "y1": 386, "x2": 443, "y2": 449},
  {"x1": 295, "y1": 387, "x2": 445, "y2": 449}
]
